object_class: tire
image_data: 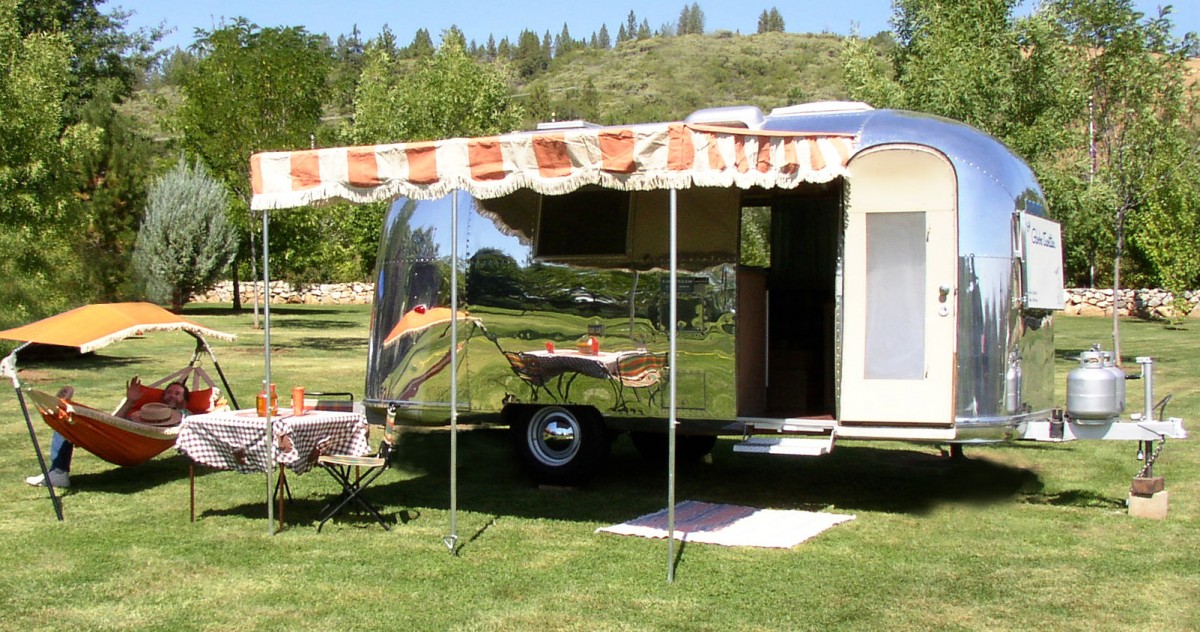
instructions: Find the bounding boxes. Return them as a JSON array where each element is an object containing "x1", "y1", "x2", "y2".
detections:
[
  {"x1": 512, "y1": 406, "x2": 610, "y2": 486},
  {"x1": 629, "y1": 431, "x2": 717, "y2": 464}
]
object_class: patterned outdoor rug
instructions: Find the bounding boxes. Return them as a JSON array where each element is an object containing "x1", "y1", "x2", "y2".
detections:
[{"x1": 596, "y1": 500, "x2": 855, "y2": 549}]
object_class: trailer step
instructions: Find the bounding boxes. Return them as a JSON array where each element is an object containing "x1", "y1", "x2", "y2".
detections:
[{"x1": 732, "y1": 436, "x2": 834, "y2": 456}]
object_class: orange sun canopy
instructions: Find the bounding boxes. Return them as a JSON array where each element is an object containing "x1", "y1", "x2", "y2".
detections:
[{"x1": 0, "y1": 303, "x2": 235, "y2": 353}]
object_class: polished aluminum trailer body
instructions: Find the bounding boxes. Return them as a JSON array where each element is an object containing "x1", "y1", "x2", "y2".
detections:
[{"x1": 363, "y1": 104, "x2": 1062, "y2": 448}]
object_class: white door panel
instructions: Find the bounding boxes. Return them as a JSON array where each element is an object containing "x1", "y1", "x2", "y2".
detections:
[{"x1": 840, "y1": 146, "x2": 957, "y2": 425}]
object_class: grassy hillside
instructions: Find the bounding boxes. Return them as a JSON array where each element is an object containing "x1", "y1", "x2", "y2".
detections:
[{"x1": 526, "y1": 31, "x2": 851, "y2": 125}]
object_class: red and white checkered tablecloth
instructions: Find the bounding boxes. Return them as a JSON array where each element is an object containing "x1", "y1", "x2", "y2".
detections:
[{"x1": 177, "y1": 408, "x2": 370, "y2": 474}]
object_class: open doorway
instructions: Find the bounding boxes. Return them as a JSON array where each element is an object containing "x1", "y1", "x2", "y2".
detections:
[{"x1": 737, "y1": 183, "x2": 842, "y2": 418}]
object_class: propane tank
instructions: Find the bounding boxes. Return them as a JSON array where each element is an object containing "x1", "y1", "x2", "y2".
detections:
[
  {"x1": 1066, "y1": 349, "x2": 1119, "y2": 422},
  {"x1": 1004, "y1": 354, "x2": 1022, "y2": 415},
  {"x1": 1099, "y1": 349, "x2": 1126, "y2": 414}
]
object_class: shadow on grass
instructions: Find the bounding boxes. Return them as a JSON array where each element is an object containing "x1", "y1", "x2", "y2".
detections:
[
  {"x1": 66, "y1": 454, "x2": 194, "y2": 493},
  {"x1": 273, "y1": 336, "x2": 368, "y2": 353},
  {"x1": 1020, "y1": 489, "x2": 1126, "y2": 509},
  {"x1": 328, "y1": 429, "x2": 1052, "y2": 528},
  {"x1": 184, "y1": 306, "x2": 351, "y2": 318}
]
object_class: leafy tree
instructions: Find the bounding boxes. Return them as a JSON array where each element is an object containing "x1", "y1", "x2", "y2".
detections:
[
  {"x1": 843, "y1": 0, "x2": 1200, "y2": 357},
  {"x1": 14, "y1": 0, "x2": 161, "y2": 113},
  {"x1": 1041, "y1": 0, "x2": 1200, "y2": 350},
  {"x1": 133, "y1": 158, "x2": 236, "y2": 311},
  {"x1": 70, "y1": 86, "x2": 159, "y2": 300},
  {"x1": 175, "y1": 19, "x2": 331, "y2": 313},
  {"x1": 351, "y1": 28, "x2": 523, "y2": 143},
  {"x1": 0, "y1": 0, "x2": 101, "y2": 328}
]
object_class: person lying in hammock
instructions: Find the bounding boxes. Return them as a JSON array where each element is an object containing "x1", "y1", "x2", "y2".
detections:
[{"x1": 25, "y1": 377, "x2": 191, "y2": 489}]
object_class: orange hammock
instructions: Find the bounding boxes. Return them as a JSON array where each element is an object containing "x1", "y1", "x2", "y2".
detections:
[{"x1": 25, "y1": 366, "x2": 224, "y2": 467}]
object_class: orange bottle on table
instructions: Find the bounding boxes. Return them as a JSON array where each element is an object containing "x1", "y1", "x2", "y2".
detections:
[
  {"x1": 256, "y1": 383, "x2": 268, "y2": 417},
  {"x1": 292, "y1": 386, "x2": 305, "y2": 414},
  {"x1": 269, "y1": 383, "x2": 278, "y2": 416}
]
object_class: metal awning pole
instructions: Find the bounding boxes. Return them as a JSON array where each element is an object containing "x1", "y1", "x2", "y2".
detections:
[
  {"x1": 263, "y1": 208, "x2": 275, "y2": 534},
  {"x1": 188, "y1": 332, "x2": 240, "y2": 409},
  {"x1": 445, "y1": 191, "x2": 460, "y2": 555},
  {"x1": 667, "y1": 188, "x2": 678, "y2": 583},
  {"x1": 4, "y1": 345, "x2": 64, "y2": 521}
]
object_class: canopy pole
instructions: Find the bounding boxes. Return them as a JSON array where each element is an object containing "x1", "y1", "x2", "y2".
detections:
[
  {"x1": 667, "y1": 188, "x2": 679, "y2": 583},
  {"x1": 187, "y1": 332, "x2": 240, "y2": 409},
  {"x1": 4, "y1": 346, "x2": 64, "y2": 521},
  {"x1": 445, "y1": 191, "x2": 460, "y2": 555},
  {"x1": 262, "y1": 208, "x2": 275, "y2": 535}
]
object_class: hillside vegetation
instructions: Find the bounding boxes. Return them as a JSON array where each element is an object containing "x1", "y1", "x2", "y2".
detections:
[{"x1": 524, "y1": 32, "x2": 851, "y2": 125}]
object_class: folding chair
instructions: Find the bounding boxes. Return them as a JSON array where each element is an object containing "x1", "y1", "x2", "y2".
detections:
[{"x1": 316, "y1": 405, "x2": 393, "y2": 532}]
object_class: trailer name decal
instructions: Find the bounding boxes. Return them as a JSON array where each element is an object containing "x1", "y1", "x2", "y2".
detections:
[{"x1": 1030, "y1": 229, "x2": 1057, "y2": 250}]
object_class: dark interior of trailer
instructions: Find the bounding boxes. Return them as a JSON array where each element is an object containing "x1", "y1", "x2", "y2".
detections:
[{"x1": 737, "y1": 181, "x2": 842, "y2": 418}]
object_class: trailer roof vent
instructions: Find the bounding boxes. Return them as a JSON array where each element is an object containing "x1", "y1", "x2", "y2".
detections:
[
  {"x1": 536, "y1": 119, "x2": 603, "y2": 131},
  {"x1": 769, "y1": 101, "x2": 875, "y2": 117},
  {"x1": 683, "y1": 105, "x2": 765, "y2": 129}
]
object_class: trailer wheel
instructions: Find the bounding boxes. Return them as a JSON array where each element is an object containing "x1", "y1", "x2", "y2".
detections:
[
  {"x1": 629, "y1": 432, "x2": 717, "y2": 464},
  {"x1": 513, "y1": 406, "x2": 609, "y2": 486}
]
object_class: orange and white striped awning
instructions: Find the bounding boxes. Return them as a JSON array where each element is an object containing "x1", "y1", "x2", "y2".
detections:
[{"x1": 250, "y1": 122, "x2": 857, "y2": 210}]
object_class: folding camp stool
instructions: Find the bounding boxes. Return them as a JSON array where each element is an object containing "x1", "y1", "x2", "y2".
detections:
[{"x1": 316, "y1": 440, "x2": 391, "y2": 532}]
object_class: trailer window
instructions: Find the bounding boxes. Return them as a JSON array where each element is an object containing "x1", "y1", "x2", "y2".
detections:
[
  {"x1": 864, "y1": 211, "x2": 926, "y2": 380},
  {"x1": 536, "y1": 188, "x2": 630, "y2": 258}
]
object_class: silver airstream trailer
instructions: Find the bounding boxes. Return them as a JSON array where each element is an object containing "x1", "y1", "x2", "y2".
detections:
[{"x1": 249, "y1": 101, "x2": 1181, "y2": 486}]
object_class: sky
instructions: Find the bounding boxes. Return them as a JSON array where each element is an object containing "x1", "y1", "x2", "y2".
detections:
[{"x1": 114, "y1": 0, "x2": 1198, "y2": 53}]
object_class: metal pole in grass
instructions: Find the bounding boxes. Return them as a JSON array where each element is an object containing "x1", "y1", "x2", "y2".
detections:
[
  {"x1": 4, "y1": 347, "x2": 64, "y2": 521},
  {"x1": 667, "y1": 188, "x2": 678, "y2": 583},
  {"x1": 445, "y1": 191, "x2": 460, "y2": 555},
  {"x1": 263, "y1": 207, "x2": 275, "y2": 535}
]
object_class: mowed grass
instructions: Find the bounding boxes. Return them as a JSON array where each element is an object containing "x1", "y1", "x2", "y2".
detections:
[{"x1": 1, "y1": 306, "x2": 1197, "y2": 631}]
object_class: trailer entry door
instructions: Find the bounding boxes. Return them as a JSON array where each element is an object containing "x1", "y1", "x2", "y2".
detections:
[{"x1": 840, "y1": 146, "x2": 957, "y2": 425}]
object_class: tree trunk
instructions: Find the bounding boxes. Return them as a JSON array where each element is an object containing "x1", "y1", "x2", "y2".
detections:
[
  {"x1": 1111, "y1": 207, "x2": 1124, "y2": 367},
  {"x1": 248, "y1": 227, "x2": 261, "y2": 330},
  {"x1": 232, "y1": 254, "x2": 242, "y2": 311}
]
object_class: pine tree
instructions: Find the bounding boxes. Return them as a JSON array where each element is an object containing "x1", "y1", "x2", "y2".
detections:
[
  {"x1": 598, "y1": 24, "x2": 611, "y2": 48},
  {"x1": 132, "y1": 158, "x2": 237, "y2": 312}
]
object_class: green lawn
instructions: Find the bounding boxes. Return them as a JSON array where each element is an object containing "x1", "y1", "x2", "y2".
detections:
[{"x1": 1, "y1": 306, "x2": 1197, "y2": 630}]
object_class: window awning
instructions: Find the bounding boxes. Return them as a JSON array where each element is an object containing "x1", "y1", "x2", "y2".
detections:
[{"x1": 250, "y1": 122, "x2": 858, "y2": 210}]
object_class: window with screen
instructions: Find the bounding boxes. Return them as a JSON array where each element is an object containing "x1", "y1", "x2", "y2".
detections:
[{"x1": 535, "y1": 188, "x2": 630, "y2": 258}]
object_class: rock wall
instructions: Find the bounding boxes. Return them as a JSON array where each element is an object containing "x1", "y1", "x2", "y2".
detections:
[
  {"x1": 192, "y1": 281, "x2": 374, "y2": 305},
  {"x1": 1062, "y1": 288, "x2": 1199, "y2": 319},
  {"x1": 192, "y1": 281, "x2": 1200, "y2": 319}
]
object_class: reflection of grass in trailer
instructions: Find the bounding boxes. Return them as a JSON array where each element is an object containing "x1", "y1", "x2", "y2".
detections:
[{"x1": 383, "y1": 305, "x2": 736, "y2": 416}]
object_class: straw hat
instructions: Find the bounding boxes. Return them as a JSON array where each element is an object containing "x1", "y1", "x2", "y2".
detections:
[{"x1": 139, "y1": 402, "x2": 174, "y2": 423}]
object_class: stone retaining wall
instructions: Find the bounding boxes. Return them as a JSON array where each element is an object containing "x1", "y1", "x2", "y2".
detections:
[
  {"x1": 193, "y1": 281, "x2": 1200, "y2": 318},
  {"x1": 192, "y1": 281, "x2": 374, "y2": 305},
  {"x1": 1062, "y1": 288, "x2": 1199, "y2": 319}
]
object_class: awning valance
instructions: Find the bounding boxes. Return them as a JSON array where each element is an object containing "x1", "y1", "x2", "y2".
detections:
[{"x1": 250, "y1": 122, "x2": 858, "y2": 210}]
